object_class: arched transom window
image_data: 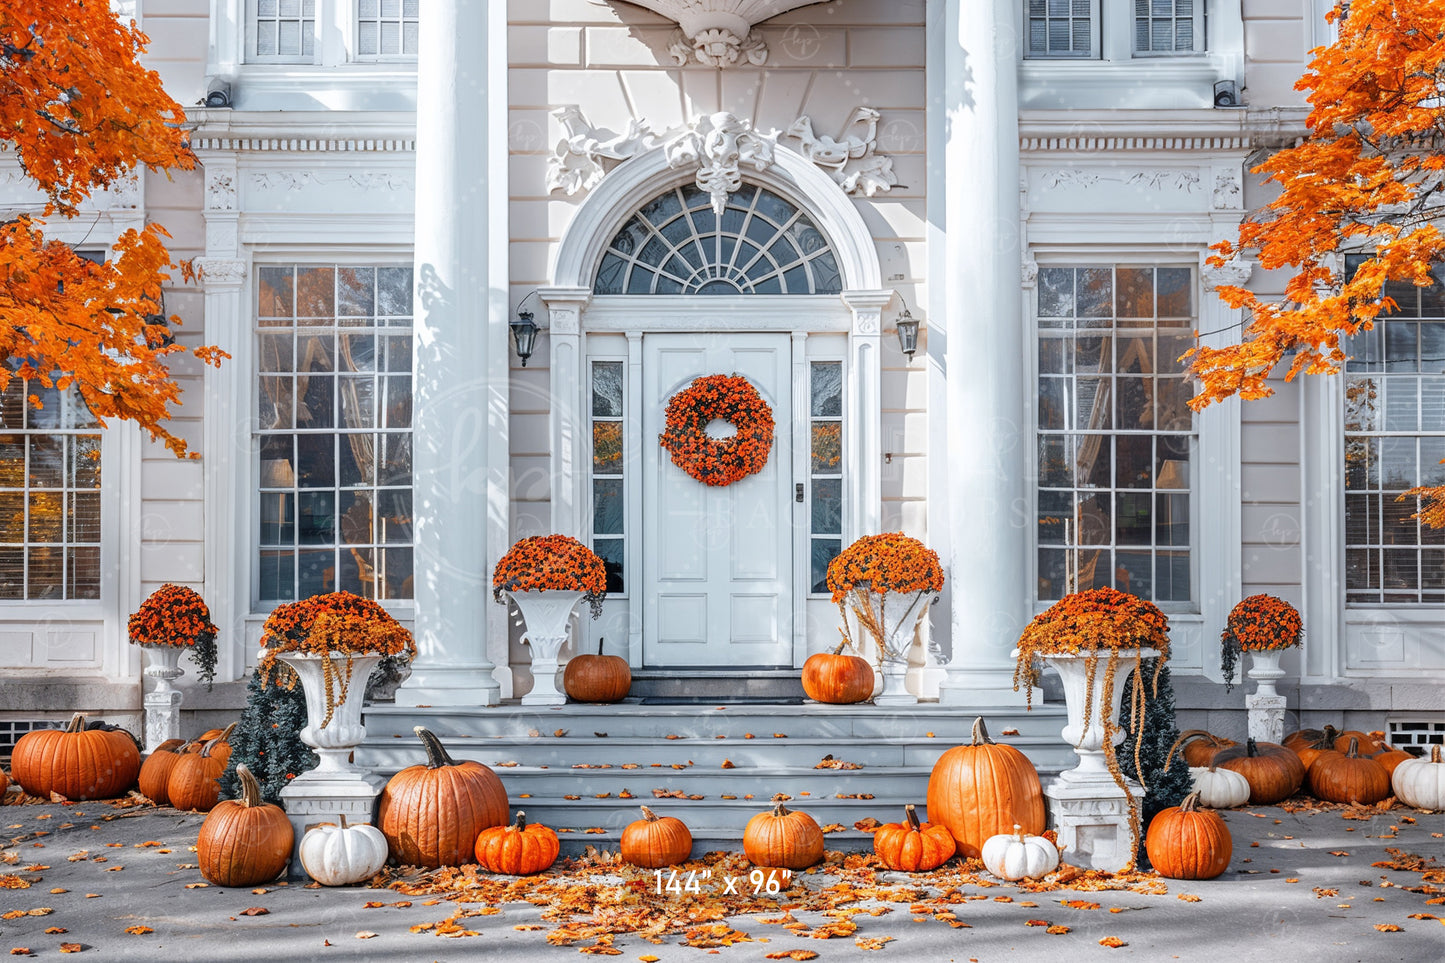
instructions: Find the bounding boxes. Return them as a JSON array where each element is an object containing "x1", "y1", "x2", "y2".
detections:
[{"x1": 594, "y1": 183, "x2": 842, "y2": 295}]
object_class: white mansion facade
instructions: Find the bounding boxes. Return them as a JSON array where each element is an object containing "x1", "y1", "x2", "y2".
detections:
[{"x1": 0, "y1": 1, "x2": 1439, "y2": 750}]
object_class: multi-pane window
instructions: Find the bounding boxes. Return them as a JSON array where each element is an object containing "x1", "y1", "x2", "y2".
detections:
[
  {"x1": 1028, "y1": 0, "x2": 1095, "y2": 58},
  {"x1": 809, "y1": 362, "x2": 844, "y2": 594},
  {"x1": 594, "y1": 184, "x2": 842, "y2": 296},
  {"x1": 255, "y1": 265, "x2": 414, "y2": 603},
  {"x1": 1343, "y1": 267, "x2": 1445, "y2": 604},
  {"x1": 1035, "y1": 266, "x2": 1196, "y2": 603},
  {"x1": 253, "y1": 0, "x2": 316, "y2": 60},
  {"x1": 591, "y1": 361, "x2": 625, "y2": 595},
  {"x1": 0, "y1": 376, "x2": 101, "y2": 600},
  {"x1": 1135, "y1": 0, "x2": 1199, "y2": 53},
  {"x1": 357, "y1": 0, "x2": 419, "y2": 58}
]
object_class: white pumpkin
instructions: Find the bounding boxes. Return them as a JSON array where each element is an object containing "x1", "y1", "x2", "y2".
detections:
[
  {"x1": 1391, "y1": 745, "x2": 1445, "y2": 811},
  {"x1": 299, "y1": 817, "x2": 389, "y2": 886},
  {"x1": 1189, "y1": 764, "x2": 1250, "y2": 809},
  {"x1": 980, "y1": 823, "x2": 1060, "y2": 881}
]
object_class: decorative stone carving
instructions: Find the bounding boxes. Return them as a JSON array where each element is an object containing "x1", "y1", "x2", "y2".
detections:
[
  {"x1": 249, "y1": 171, "x2": 413, "y2": 192},
  {"x1": 1201, "y1": 259, "x2": 1254, "y2": 291},
  {"x1": 665, "y1": 112, "x2": 779, "y2": 217},
  {"x1": 193, "y1": 257, "x2": 247, "y2": 288},
  {"x1": 1039, "y1": 168, "x2": 1200, "y2": 193},
  {"x1": 549, "y1": 305, "x2": 580, "y2": 336},
  {"x1": 205, "y1": 168, "x2": 236, "y2": 211},
  {"x1": 668, "y1": 26, "x2": 767, "y2": 67},
  {"x1": 1021, "y1": 258, "x2": 1039, "y2": 289},
  {"x1": 626, "y1": 1, "x2": 828, "y2": 68},
  {"x1": 784, "y1": 107, "x2": 897, "y2": 197},
  {"x1": 101, "y1": 171, "x2": 141, "y2": 210},
  {"x1": 545, "y1": 105, "x2": 659, "y2": 196},
  {"x1": 1212, "y1": 170, "x2": 1242, "y2": 210}
]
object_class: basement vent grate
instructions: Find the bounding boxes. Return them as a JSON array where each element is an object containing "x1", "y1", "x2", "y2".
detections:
[
  {"x1": 0, "y1": 719, "x2": 63, "y2": 759},
  {"x1": 1388, "y1": 718, "x2": 1445, "y2": 757}
]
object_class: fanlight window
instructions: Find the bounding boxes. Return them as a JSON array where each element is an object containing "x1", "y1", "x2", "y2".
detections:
[{"x1": 594, "y1": 183, "x2": 842, "y2": 296}]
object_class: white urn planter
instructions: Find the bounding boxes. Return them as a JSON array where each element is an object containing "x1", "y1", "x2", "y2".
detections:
[
  {"x1": 1246, "y1": 648, "x2": 1285, "y2": 698},
  {"x1": 850, "y1": 589, "x2": 934, "y2": 706},
  {"x1": 141, "y1": 644, "x2": 186, "y2": 752},
  {"x1": 1244, "y1": 647, "x2": 1289, "y2": 744},
  {"x1": 1044, "y1": 648, "x2": 1161, "y2": 784},
  {"x1": 271, "y1": 650, "x2": 382, "y2": 776},
  {"x1": 509, "y1": 589, "x2": 584, "y2": 706}
]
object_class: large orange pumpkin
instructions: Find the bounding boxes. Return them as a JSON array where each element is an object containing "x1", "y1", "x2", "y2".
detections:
[
  {"x1": 926, "y1": 716, "x2": 1045, "y2": 857},
  {"x1": 1216, "y1": 738, "x2": 1305, "y2": 805},
  {"x1": 1284, "y1": 725, "x2": 1342, "y2": 772},
  {"x1": 138, "y1": 740, "x2": 194, "y2": 805},
  {"x1": 801, "y1": 642, "x2": 875, "y2": 705},
  {"x1": 562, "y1": 638, "x2": 631, "y2": 703},
  {"x1": 10, "y1": 712, "x2": 141, "y2": 800},
  {"x1": 620, "y1": 805, "x2": 693, "y2": 869},
  {"x1": 475, "y1": 811, "x2": 560, "y2": 875},
  {"x1": 167, "y1": 723, "x2": 237, "y2": 812},
  {"x1": 1333, "y1": 729, "x2": 1387, "y2": 754},
  {"x1": 1168, "y1": 729, "x2": 1238, "y2": 768},
  {"x1": 197, "y1": 763, "x2": 294, "y2": 887},
  {"x1": 1145, "y1": 792, "x2": 1232, "y2": 880},
  {"x1": 873, "y1": 804, "x2": 955, "y2": 872},
  {"x1": 1307, "y1": 737, "x2": 1391, "y2": 804},
  {"x1": 743, "y1": 800, "x2": 825, "y2": 870},
  {"x1": 377, "y1": 726, "x2": 509, "y2": 868}
]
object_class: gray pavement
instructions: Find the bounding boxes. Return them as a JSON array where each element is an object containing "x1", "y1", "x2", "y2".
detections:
[{"x1": 2, "y1": 795, "x2": 1442, "y2": 962}]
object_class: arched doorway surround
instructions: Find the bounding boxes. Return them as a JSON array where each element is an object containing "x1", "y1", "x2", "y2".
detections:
[{"x1": 539, "y1": 143, "x2": 890, "y2": 669}]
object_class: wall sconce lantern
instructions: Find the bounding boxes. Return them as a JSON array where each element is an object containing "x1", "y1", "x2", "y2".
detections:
[
  {"x1": 510, "y1": 291, "x2": 540, "y2": 367},
  {"x1": 895, "y1": 294, "x2": 920, "y2": 363}
]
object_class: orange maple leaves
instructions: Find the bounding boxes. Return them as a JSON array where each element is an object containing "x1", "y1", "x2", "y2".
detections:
[{"x1": 1, "y1": 1, "x2": 223, "y2": 457}]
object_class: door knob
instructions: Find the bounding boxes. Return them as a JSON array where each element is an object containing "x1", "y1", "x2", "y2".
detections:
[{"x1": 795, "y1": 483, "x2": 805, "y2": 503}]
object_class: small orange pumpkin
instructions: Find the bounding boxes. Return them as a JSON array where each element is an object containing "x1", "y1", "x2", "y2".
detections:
[
  {"x1": 1215, "y1": 738, "x2": 1305, "y2": 805},
  {"x1": 1168, "y1": 729, "x2": 1238, "y2": 768},
  {"x1": 1283, "y1": 725, "x2": 1342, "y2": 772},
  {"x1": 1308, "y1": 737, "x2": 1391, "y2": 804},
  {"x1": 474, "y1": 811, "x2": 559, "y2": 876},
  {"x1": 562, "y1": 637, "x2": 631, "y2": 703},
  {"x1": 167, "y1": 723, "x2": 237, "y2": 813},
  {"x1": 188, "y1": 728, "x2": 229, "y2": 752},
  {"x1": 743, "y1": 799, "x2": 824, "y2": 871},
  {"x1": 138, "y1": 740, "x2": 195, "y2": 805},
  {"x1": 1333, "y1": 729, "x2": 1387, "y2": 754},
  {"x1": 872, "y1": 804, "x2": 955, "y2": 872},
  {"x1": 10, "y1": 712, "x2": 141, "y2": 800},
  {"x1": 1145, "y1": 791, "x2": 1232, "y2": 880},
  {"x1": 197, "y1": 763, "x2": 294, "y2": 887},
  {"x1": 620, "y1": 805, "x2": 693, "y2": 869},
  {"x1": 1371, "y1": 746, "x2": 1413, "y2": 778},
  {"x1": 801, "y1": 641, "x2": 875, "y2": 705},
  {"x1": 0, "y1": 767, "x2": 10, "y2": 800}
]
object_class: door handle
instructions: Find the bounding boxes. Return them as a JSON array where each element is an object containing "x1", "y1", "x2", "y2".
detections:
[{"x1": 795, "y1": 483, "x2": 805, "y2": 503}]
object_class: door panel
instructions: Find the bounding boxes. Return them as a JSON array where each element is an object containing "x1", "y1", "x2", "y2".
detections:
[{"x1": 643, "y1": 333, "x2": 793, "y2": 666}]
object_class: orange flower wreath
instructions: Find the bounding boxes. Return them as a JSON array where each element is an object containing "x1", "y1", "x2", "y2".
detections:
[{"x1": 658, "y1": 374, "x2": 774, "y2": 487}]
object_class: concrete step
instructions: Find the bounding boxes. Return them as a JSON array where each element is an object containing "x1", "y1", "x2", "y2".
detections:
[
  {"x1": 626, "y1": 668, "x2": 806, "y2": 701},
  {"x1": 510, "y1": 791, "x2": 933, "y2": 835}
]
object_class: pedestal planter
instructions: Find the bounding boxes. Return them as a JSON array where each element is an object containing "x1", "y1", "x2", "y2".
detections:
[
  {"x1": 1034, "y1": 647, "x2": 1159, "y2": 873},
  {"x1": 509, "y1": 589, "x2": 584, "y2": 706},
  {"x1": 270, "y1": 650, "x2": 388, "y2": 875},
  {"x1": 141, "y1": 644, "x2": 186, "y2": 752},
  {"x1": 854, "y1": 589, "x2": 934, "y2": 706},
  {"x1": 1244, "y1": 649, "x2": 1287, "y2": 744}
]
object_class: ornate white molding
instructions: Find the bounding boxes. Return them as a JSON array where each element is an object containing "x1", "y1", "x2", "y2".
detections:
[
  {"x1": 1021, "y1": 258, "x2": 1039, "y2": 290},
  {"x1": 1039, "y1": 168, "x2": 1201, "y2": 194},
  {"x1": 1211, "y1": 171, "x2": 1243, "y2": 210},
  {"x1": 1200, "y1": 258, "x2": 1254, "y2": 292},
  {"x1": 545, "y1": 105, "x2": 659, "y2": 196},
  {"x1": 664, "y1": 112, "x2": 778, "y2": 217},
  {"x1": 191, "y1": 136, "x2": 416, "y2": 153},
  {"x1": 668, "y1": 26, "x2": 767, "y2": 67},
  {"x1": 624, "y1": 1, "x2": 828, "y2": 68},
  {"x1": 205, "y1": 168, "x2": 237, "y2": 211},
  {"x1": 546, "y1": 105, "x2": 897, "y2": 207},
  {"x1": 193, "y1": 257, "x2": 247, "y2": 289},
  {"x1": 785, "y1": 107, "x2": 897, "y2": 197},
  {"x1": 1021, "y1": 135, "x2": 1251, "y2": 153},
  {"x1": 250, "y1": 171, "x2": 414, "y2": 192}
]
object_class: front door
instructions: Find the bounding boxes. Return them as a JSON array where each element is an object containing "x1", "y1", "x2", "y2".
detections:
[{"x1": 642, "y1": 333, "x2": 793, "y2": 666}]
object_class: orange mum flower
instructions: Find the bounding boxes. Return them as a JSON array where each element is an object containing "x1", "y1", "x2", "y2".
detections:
[
  {"x1": 492, "y1": 535, "x2": 607, "y2": 618},
  {"x1": 128, "y1": 583, "x2": 218, "y2": 649},
  {"x1": 1220, "y1": 593, "x2": 1302, "y2": 689},
  {"x1": 658, "y1": 373, "x2": 774, "y2": 487},
  {"x1": 825, "y1": 533, "x2": 944, "y2": 602}
]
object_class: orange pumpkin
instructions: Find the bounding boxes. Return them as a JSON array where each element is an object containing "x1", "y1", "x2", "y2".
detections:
[
  {"x1": 872, "y1": 804, "x2": 955, "y2": 872},
  {"x1": 1284, "y1": 725, "x2": 1342, "y2": 772},
  {"x1": 801, "y1": 641, "x2": 875, "y2": 705},
  {"x1": 475, "y1": 811, "x2": 559, "y2": 875},
  {"x1": 167, "y1": 724, "x2": 237, "y2": 812},
  {"x1": 10, "y1": 712, "x2": 140, "y2": 800},
  {"x1": 1145, "y1": 792, "x2": 1232, "y2": 880},
  {"x1": 743, "y1": 800, "x2": 824, "y2": 871},
  {"x1": 188, "y1": 728, "x2": 229, "y2": 752},
  {"x1": 620, "y1": 805, "x2": 693, "y2": 869},
  {"x1": 926, "y1": 716, "x2": 1045, "y2": 857},
  {"x1": 1169, "y1": 729, "x2": 1238, "y2": 768},
  {"x1": 0, "y1": 767, "x2": 9, "y2": 800},
  {"x1": 138, "y1": 740, "x2": 194, "y2": 805},
  {"x1": 1216, "y1": 738, "x2": 1305, "y2": 805},
  {"x1": 1333, "y1": 729, "x2": 1388, "y2": 754},
  {"x1": 1371, "y1": 746, "x2": 1413, "y2": 778},
  {"x1": 377, "y1": 726, "x2": 509, "y2": 868},
  {"x1": 1308, "y1": 737, "x2": 1391, "y2": 804},
  {"x1": 197, "y1": 763, "x2": 294, "y2": 887},
  {"x1": 562, "y1": 638, "x2": 631, "y2": 703}
]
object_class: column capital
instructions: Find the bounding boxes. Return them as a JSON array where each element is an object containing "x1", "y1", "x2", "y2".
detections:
[{"x1": 193, "y1": 257, "x2": 247, "y2": 291}]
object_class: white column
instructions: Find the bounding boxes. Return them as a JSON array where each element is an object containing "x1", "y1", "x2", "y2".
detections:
[
  {"x1": 399, "y1": 0, "x2": 507, "y2": 706},
  {"x1": 935, "y1": 0, "x2": 1027, "y2": 706},
  {"x1": 840, "y1": 291, "x2": 889, "y2": 542},
  {"x1": 538, "y1": 288, "x2": 592, "y2": 538}
]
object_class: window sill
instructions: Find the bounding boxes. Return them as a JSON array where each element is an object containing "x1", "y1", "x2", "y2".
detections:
[
  {"x1": 1019, "y1": 58, "x2": 1231, "y2": 111},
  {"x1": 228, "y1": 64, "x2": 418, "y2": 112}
]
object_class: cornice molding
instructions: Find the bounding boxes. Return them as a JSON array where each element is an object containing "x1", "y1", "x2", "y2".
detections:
[{"x1": 192, "y1": 135, "x2": 415, "y2": 153}]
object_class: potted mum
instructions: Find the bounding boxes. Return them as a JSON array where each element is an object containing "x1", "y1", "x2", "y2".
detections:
[
  {"x1": 1014, "y1": 587, "x2": 1171, "y2": 872},
  {"x1": 1220, "y1": 593, "x2": 1301, "y2": 696},
  {"x1": 826, "y1": 532, "x2": 944, "y2": 705},
  {"x1": 493, "y1": 535, "x2": 607, "y2": 706},
  {"x1": 129, "y1": 584, "x2": 220, "y2": 750},
  {"x1": 257, "y1": 591, "x2": 414, "y2": 777}
]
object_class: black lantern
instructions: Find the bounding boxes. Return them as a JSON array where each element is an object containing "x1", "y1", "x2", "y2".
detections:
[
  {"x1": 510, "y1": 304, "x2": 538, "y2": 367},
  {"x1": 895, "y1": 297, "x2": 920, "y2": 363}
]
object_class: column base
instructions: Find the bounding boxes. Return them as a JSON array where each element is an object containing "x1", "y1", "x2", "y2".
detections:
[
  {"x1": 1044, "y1": 775, "x2": 1143, "y2": 874},
  {"x1": 143, "y1": 690, "x2": 183, "y2": 752},
  {"x1": 937, "y1": 666, "x2": 1024, "y2": 707},
  {"x1": 280, "y1": 769, "x2": 387, "y2": 878},
  {"x1": 395, "y1": 666, "x2": 501, "y2": 707},
  {"x1": 1245, "y1": 693, "x2": 1287, "y2": 744}
]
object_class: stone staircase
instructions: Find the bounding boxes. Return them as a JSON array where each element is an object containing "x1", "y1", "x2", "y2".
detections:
[{"x1": 358, "y1": 701, "x2": 1071, "y2": 855}]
